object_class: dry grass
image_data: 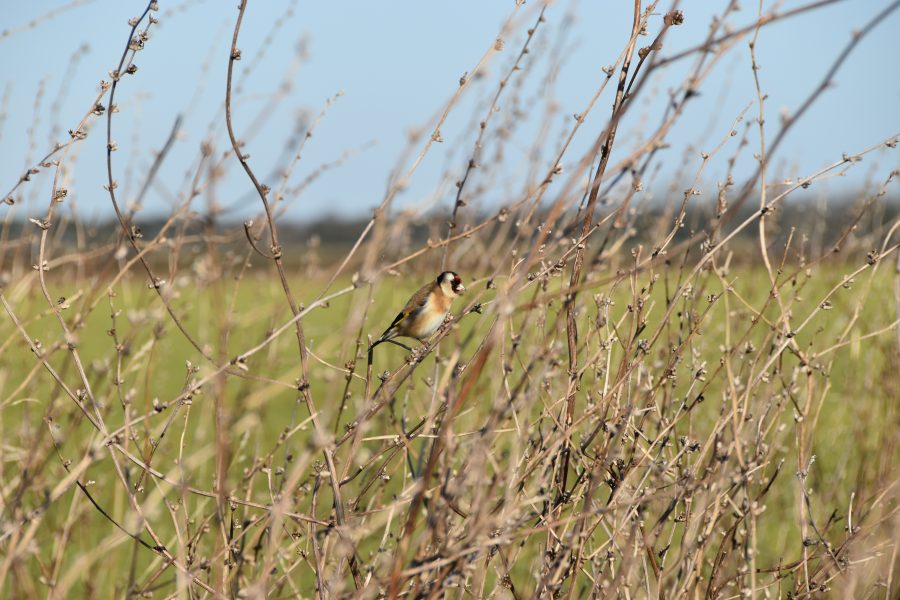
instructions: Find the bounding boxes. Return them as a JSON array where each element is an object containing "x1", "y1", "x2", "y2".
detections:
[{"x1": 1, "y1": 1, "x2": 899, "y2": 598}]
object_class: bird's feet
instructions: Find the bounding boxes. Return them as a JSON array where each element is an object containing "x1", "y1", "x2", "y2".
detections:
[{"x1": 407, "y1": 345, "x2": 428, "y2": 363}]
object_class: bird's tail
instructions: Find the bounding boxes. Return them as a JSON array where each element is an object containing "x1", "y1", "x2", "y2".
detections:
[
  {"x1": 368, "y1": 323, "x2": 399, "y2": 352},
  {"x1": 367, "y1": 331, "x2": 390, "y2": 353},
  {"x1": 367, "y1": 329, "x2": 412, "y2": 354}
]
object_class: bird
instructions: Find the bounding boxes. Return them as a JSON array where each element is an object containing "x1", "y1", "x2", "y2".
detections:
[{"x1": 369, "y1": 271, "x2": 465, "y2": 352}]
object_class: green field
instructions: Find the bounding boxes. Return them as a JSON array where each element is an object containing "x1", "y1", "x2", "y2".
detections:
[{"x1": 2, "y1": 258, "x2": 897, "y2": 597}]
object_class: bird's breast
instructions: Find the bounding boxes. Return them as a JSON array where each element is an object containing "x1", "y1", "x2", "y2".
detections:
[{"x1": 409, "y1": 308, "x2": 448, "y2": 339}]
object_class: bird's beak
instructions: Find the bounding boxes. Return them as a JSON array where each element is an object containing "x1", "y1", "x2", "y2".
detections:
[{"x1": 457, "y1": 284, "x2": 466, "y2": 294}]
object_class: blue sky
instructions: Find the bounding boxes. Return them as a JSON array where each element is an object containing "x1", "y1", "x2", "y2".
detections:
[{"x1": 1, "y1": 0, "x2": 898, "y2": 222}]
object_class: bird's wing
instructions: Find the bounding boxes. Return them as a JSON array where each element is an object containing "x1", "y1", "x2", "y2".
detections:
[{"x1": 380, "y1": 283, "x2": 433, "y2": 339}]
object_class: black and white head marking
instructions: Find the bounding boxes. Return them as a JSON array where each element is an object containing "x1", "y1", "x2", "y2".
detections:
[{"x1": 437, "y1": 271, "x2": 465, "y2": 297}]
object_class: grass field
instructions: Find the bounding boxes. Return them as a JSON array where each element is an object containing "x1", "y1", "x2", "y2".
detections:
[{"x1": 2, "y1": 255, "x2": 897, "y2": 597}]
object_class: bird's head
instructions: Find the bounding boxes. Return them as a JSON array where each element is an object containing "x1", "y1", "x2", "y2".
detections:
[{"x1": 437, "y1": 271, "x2": 465, "y2": 298}]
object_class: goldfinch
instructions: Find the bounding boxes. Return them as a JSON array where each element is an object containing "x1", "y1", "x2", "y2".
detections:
[{"x1": 370, "y1": 271, "x2": 465, "y2": 351}]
